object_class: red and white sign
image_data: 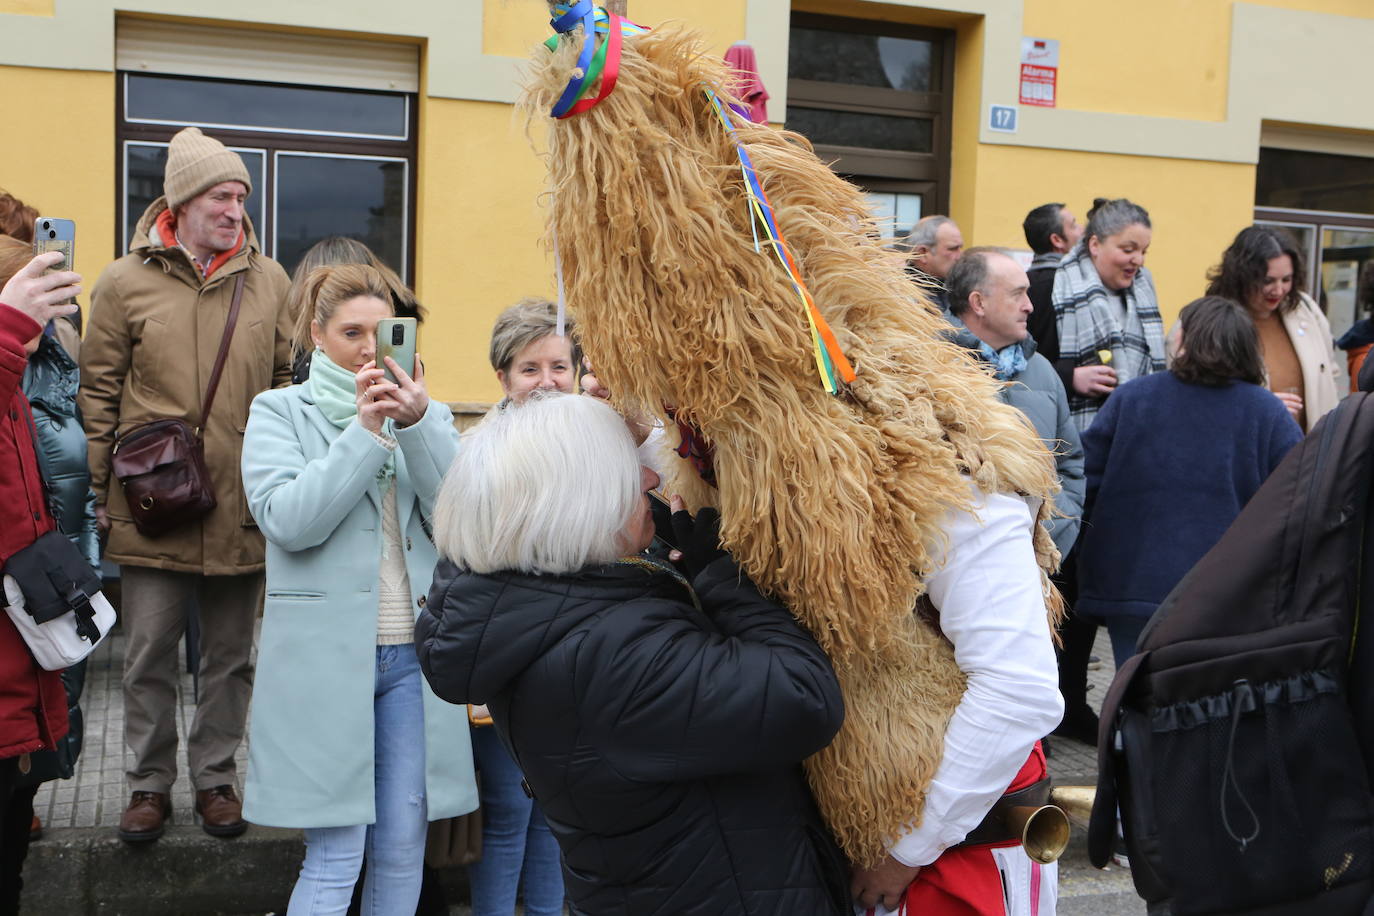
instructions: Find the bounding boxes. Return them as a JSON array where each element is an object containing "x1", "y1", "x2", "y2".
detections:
[{"x1": 1019, "y1": 37, "x2": 1059, "y2": 108}]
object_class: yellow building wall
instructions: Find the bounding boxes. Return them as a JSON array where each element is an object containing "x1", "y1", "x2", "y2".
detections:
[
  {"x1": 968, "y1": 146, "x2": 1256, "y2": 322},
  {"x1": 0, "y1": 0, "x2": 53, "y2": 15},
  {"x1": 1021, "y1": 0, "x2": 1230, "y2": 122},
  {"x1": 0, "y1": 65, "x2": 115, "y2": 295},
  {"x1": 414, "y1": 97, "x2": 553, "y2": 404}
]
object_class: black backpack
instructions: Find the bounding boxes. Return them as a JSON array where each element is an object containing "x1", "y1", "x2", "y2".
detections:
[{"x1": 1089, "y1": 393, "x2": 1374, "y2": 915}]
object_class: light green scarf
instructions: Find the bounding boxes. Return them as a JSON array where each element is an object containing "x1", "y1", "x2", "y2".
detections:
[{"x1": 307, "y1": 348, "x2": 396, "y2": 481}]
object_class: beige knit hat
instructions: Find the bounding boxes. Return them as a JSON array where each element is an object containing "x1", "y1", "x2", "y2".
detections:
[{"x1": 164, "y1": 127, "x2": 252, "y2": 211}]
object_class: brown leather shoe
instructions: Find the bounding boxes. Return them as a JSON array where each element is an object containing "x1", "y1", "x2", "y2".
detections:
[
  {"x1": 195, "y1": 785, "x2": 247, "y2": 838},
  {"x1": 118, "y1": 791, "x2": 171, "y2": 843}
]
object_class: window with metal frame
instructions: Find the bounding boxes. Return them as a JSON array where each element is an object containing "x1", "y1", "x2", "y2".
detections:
[
  {"x1": 116, "y1": 71, "x2": 418, "y2": 283},
  {"x1": 786, "y1": 13, "x2": 954, "y2": 240}
]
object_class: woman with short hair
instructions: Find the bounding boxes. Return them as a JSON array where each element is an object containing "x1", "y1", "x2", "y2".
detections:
[
  {"x1": 1076, "y1": 296, "x2": 1302, "y2": 667},
  {"x1": 463, "y1": 297, "x2": 575, "y2": 916},
  {"x1": 241, "y1": 263, "x2": 476, "y2": 914},
  {"x1": 416, "y1": 392, "x2": 849, "y2": 916},
  {"x1": 1052, "y1": 197, "x2": 1166, "y2": 431},
  {"x1": 1206, "y1": 225, "x2": 1339, "y2": 430}
]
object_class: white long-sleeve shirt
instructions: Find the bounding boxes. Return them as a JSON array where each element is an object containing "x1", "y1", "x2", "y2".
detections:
[{"x1": 889, "y1": 484, "x2": 1065, "y2": 868}]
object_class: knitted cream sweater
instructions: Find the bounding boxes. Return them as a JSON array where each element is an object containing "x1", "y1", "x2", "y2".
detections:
[{"x1": 376, "y1": 471, "x2": 415, "y2": 646}]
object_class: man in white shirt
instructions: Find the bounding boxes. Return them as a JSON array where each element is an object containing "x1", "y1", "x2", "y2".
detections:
[{"x1": 850, "y1": 485, "x2": 1064, "y2": 915}]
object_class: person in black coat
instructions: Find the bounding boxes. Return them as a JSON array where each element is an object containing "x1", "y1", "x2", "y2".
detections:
[{"x1": 415, "y1": 391, "x2": 849, "y2": 916}]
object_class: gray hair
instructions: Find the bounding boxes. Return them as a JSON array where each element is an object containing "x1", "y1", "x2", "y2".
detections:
[
  {"x1": 1084, "y1": 198, "x2": 1150, "y2": 245},
  {"x1": 432, "y1": 392, "x2": 640, "y2": 574},
  {"x1": 903, "y1": 215, "x2": 954, "y2": 253},
  {"x1": 945, "y1": 247, "x2": 1010, "y2": 318},
  {"x1": 489, "y1": 298, "x2": 576, "y2": 372}
]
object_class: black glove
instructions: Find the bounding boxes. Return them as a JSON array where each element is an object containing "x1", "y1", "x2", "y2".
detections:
[{"x1": 670, "y1": 506, "x2": 728, "y2": 580}]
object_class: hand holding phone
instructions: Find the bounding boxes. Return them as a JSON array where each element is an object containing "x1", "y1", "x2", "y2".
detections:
[{"x1": 1, "y1": 251, "x2": 80, "y2": 327}]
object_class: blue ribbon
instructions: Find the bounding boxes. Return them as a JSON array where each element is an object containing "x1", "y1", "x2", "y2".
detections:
[{"x1": 550, "y1": 0, "x2": 598, "y2": 118}]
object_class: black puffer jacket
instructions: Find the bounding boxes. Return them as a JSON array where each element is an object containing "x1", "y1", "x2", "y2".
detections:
[{"x1": 417, "y1": 556, "x2": 849, "y2": 916}]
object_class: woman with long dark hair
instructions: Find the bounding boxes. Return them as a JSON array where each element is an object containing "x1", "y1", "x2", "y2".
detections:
[
  {"x1": 1077, "y1": 296, "x2": 1302, "y2": 666},
  {"x1": 1206, "y1": 225, "x2": 1338, "y2": 431}
]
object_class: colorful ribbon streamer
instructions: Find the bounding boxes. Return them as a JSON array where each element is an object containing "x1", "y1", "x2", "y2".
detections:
[
  {"x1": 702, "y1": 87, "x2": 857, "y2": 393},
  {"x1": 546, "y1": 3, "x2": 647, "y2": 119}
]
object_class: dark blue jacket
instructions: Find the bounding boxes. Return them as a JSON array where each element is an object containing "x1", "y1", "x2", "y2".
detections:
[
  {"x1": 1077, "y1": 371, "x2": 1302, "y2": 622},
  {"x1": 417, "y1": 556, "x2": 848, "y2": 916}
]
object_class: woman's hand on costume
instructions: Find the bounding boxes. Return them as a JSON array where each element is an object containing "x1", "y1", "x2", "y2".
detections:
[
  {"x1": 1274, "y1": 390, "x2": 1304, "y2": 421},
  {"x1": 1072, "y1": 364, "x2": 1117, "y2": 397},
  {"x1": 354, "y1": 362, "x2": 399, "y2": 435},
  {"x1": 669, "y1": 496, "x2": 726, "y2": 579},
  {"x1": 582, "y1": 361, "x2": 653, "y2": 445},
  {"x1": 381, "y1": 354, "x2": 429, "y2": 429},
  {"x1": 850, "y1": 856, "x2": 922, "y2": 912}
]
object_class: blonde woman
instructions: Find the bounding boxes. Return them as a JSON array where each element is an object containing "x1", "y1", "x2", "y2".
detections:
[{"x1": 241, "y1": 264, "x2": 475, "y2": 914}]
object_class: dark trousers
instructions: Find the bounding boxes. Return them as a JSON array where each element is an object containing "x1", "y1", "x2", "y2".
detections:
[
  {"x1": 0, "y1": 757, "x2": 40, "y2": 915},
  {"x1": 1054, "y1": 549, "x2": 1098, "y2": 715}
]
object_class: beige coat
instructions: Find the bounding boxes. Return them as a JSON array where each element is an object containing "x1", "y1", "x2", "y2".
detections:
[
  {"x1": 1284, "y1": 292, "x2": 1340, "y2": 433},
  {"x1": 79, "y1": 198, "x2": 294, "y2": 575}
]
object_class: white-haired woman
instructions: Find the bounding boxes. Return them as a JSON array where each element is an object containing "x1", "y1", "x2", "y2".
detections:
[
  {"x1": 464, "y1": 298, "x2": 576, "y2": 916},
  {"x1": 415, "y1": 392, "x2": 849, "y2": 915},
  {"x1": 240, "y1": 263, "x2": 476, "y2": 914}
]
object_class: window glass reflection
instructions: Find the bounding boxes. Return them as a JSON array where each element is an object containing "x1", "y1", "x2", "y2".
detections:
[
  {"x1": 1256, "y1": 148, "x2": 1374, "y2": 214},
  {"x1": 127, "y1": 74, "x2": 407, "y2": 139},
  {"x1": 124, "y1": 143, "x2": 265, "y2": 252},
  {"x1": 274, "y1": 154, "x2": 407, "y2": 280},
  {"x1": 785, "y1": 108, "x2": 932, "y2": 153},
  {"x1": 789, "y1": 27, "x2": 935, "y2": 91},
  {"x1": 866, "y1": 192, "x2": 923, "y2": 242}
]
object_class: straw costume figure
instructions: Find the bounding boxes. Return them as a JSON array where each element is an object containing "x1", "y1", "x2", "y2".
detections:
[{"x1": 527, "y1": 0, "x2": 1065, "y2": 896}]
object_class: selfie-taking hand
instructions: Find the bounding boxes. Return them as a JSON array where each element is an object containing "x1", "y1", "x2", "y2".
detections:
[{"x1": 669, "y1": 498, "x2": 727, "y2": 579}]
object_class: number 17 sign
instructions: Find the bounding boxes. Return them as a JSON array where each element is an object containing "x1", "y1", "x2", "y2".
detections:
[{"x1": 1019, "y1": 37, "x2": 1059, "y2": 108}]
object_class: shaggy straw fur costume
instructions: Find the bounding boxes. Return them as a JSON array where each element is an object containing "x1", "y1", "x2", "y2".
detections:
[{"x1": 527, "y1": 16, "x2": 1063, "y2": 868}]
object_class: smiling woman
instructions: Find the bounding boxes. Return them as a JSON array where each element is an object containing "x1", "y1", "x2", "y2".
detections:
[
  {"x1": 1051, "y1": 197, "x2": 1167, "y2": 431},
  {"x1": 1206, "y1": 225, "x2": 1340, "y2": 431}
]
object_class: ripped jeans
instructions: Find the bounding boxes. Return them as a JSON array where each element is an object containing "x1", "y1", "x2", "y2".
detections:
[{"x1": 288, "y1": 645, "x2": 428, "y2": 916}]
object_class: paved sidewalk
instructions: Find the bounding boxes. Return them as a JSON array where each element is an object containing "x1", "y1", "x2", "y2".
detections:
[
  {"x1": 32, "y1": 625, "x2": 248, "y2": 831},
  {"x1": 28, "y1": 618, "x2": 1141, "y2": 914}
]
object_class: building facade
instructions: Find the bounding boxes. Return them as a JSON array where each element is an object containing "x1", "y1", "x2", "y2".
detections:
[{"x1": 2, "y1": 0, "x2": 1372, "y2": 403}]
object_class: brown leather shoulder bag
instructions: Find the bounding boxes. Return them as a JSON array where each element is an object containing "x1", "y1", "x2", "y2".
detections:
[{"x1": 111, "y1": 272, "x2": 245, "y2": 538}]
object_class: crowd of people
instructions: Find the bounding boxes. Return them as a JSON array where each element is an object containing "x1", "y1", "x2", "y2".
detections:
[
  {"x1": 909, "y1": 202, "x2": 1340, "y2": 752},
  {"x1": 0, "y1": 122, "x2": 1356, "y2": 916}
]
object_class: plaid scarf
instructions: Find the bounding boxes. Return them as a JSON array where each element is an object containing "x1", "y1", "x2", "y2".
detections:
[{"x1": 1052, "y1": 242, "x2": 1166, "y2": 430}]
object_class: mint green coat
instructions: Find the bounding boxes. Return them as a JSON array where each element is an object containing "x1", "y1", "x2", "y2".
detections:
[{"x1": 240, "y1": 385, "x2": 476, "y2": 828}]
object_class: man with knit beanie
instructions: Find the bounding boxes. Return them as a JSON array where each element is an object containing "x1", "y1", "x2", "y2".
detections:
[{"x1": 80, "y1": 126, "x2": 294, "y2": 843}]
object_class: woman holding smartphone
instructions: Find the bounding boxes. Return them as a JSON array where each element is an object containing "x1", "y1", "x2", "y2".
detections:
[{"x1": 240, "y1": 264, "x2": 475, "y2": 914}]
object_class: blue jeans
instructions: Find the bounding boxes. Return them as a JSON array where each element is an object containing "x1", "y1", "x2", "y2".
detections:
[
  {"x1": 469, "y1": 725, "x2": 565, "y2": 916},
  {"x1": 1106, "y1": 616, "x2": 1150, "y2": 671},
  {"x1": 288, "y1": 646, "x2": 428, "y2": 916}
]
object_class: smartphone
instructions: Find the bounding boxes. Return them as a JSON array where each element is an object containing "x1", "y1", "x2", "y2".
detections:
[
  {"x1": 377, "y1": 318, "x2": 417, "y2": 384},
  {"x1": 32, "y1": 217, "x2": 75, "y2": 304},
  {"x1": 648, "y1": 489, "x2": 678, "y2": 552}
]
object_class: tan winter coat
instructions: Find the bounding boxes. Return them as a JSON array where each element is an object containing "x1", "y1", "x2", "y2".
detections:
[{"x1": 79, "y1": 198, "x2": 294, "y2": 575}]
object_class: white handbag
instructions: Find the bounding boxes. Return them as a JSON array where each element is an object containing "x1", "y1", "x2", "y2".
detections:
[{"x1": 2, "y1": 531, "x2": 115, "y2": 671}]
